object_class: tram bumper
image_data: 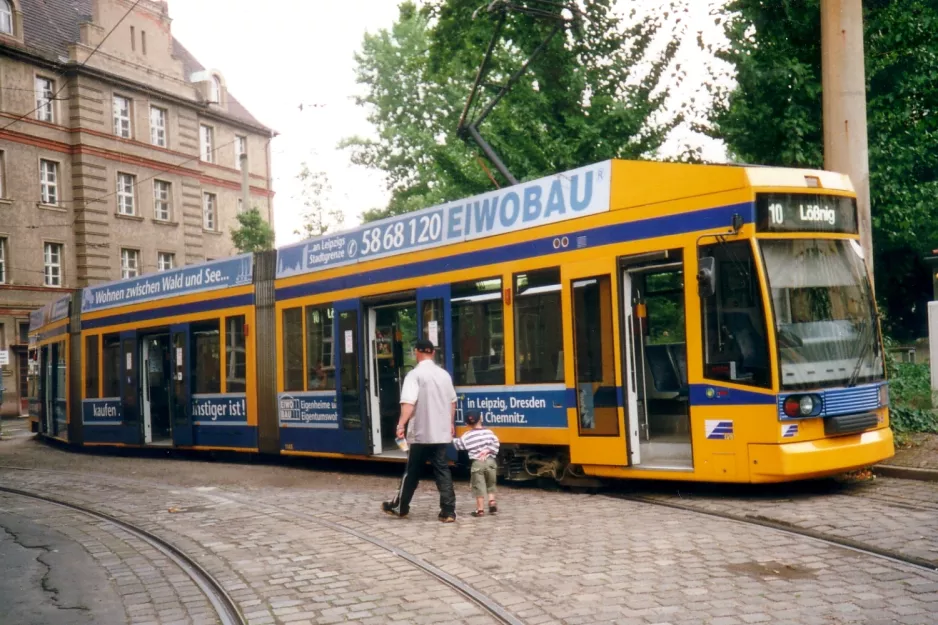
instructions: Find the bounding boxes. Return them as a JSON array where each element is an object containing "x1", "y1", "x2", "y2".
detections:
[{"x1": 748, "y1": 427, "x2": 894, "y2": 482}]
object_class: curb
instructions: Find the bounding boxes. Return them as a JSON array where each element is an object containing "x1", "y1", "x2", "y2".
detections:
[{"x1": 873, "y1": 464, "x2": 938, "y2": 482}]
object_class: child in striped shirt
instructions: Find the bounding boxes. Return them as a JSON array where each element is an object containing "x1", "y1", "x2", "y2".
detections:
[{"x1": 453, "y1": 412, "x2": 500, "y2": 517}]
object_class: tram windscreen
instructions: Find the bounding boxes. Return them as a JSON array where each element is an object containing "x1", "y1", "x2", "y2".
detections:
[{"x1": 760, "y1": 239, "x2": 884, "y2": 390}]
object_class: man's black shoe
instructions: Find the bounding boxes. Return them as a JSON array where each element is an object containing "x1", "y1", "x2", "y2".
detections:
[{"x1": 382, "y1": 501, "x2": 407, "y2": 518}]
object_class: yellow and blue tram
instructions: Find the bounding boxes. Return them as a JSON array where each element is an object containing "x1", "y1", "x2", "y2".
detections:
[{"x1": 28, "y1": 159, "x2": 894, "y2": 483}]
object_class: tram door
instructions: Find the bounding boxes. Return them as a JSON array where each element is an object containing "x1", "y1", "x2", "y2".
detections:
[
  {"x1": 366, "y1": 299, "x2": 418, "y2": 455},
  {"x1": 170, "y1": 324, "x2": 194, "y2": 447},
  {"x1": 41, "y1": 345, "x2": 54, "y2": 436},
  {"x1": 564, "y1": 260, "x2": 628, "y2": 467},
  {"x1": 335, "y1": 300, "x2": 370, "y2": 455},
  {"x1": 119, "y1": 330, "x2": 141, "y2": 444},
  {"x1": 621, "y1": 251, "x2": 692, "y2": 470},
  {"x1": 141, "y1": 333, "x2": 172, "y2": 445}
]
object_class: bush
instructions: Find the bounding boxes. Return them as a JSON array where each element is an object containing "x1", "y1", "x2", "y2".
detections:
[{"x1": 883, "y1": 337, "x2": 938, "y2": 435}]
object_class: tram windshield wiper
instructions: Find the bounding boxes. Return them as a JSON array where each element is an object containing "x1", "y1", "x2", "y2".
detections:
[{"x1": 847, "y1": 319, "x2": 875, "y2": 388}]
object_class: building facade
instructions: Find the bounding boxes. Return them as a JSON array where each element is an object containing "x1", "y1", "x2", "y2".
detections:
[{"x1": 0, "y1": 0, "x2": 274, "y2": 415}]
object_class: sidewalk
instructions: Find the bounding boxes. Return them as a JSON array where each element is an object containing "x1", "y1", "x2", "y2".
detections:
[{"x1": 874, "y1": 432, "x2": 938, "y2": 481}]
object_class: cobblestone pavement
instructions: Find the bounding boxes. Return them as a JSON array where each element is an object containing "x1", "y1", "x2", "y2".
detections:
[
  {"x1": 1, "y1": 425, "x2": 938, "y2": 625},
  {"x1": 0, "y1": 489, "x2": 218, "y2": 625},
  {"x1": 624, "y1": 477, "x2": 938, "y2": 569}
]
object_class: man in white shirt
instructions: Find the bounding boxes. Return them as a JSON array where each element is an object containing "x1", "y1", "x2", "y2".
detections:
[{"x1": 382, "y1": 338, "x2": 458, "y2": 522}]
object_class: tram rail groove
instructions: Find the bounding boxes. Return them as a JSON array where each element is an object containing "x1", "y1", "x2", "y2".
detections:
[
  {"x1": 0, "y1": 465, "x2": 526, "y2": 625},
  {"x1": 0, "y1": 484, "x2": 246, "y2": 625},
  {"x1": 612, "y1": 493, "x2": 938, "y2": 574}
]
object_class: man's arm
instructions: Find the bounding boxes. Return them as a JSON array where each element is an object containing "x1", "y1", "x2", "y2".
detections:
[{"x1": 396, "y1": 403, "x2": 414, "y2": 439}]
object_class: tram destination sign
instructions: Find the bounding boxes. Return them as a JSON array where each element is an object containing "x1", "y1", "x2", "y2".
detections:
[
  {"x1": 81, "y1": 254, "x2": 254, "y2": 313},
  {"x1": 756, "y1": 193, "x2": 858, "y2": 234},
  {"x1": 276, "y1": 160, "x2": 612, "y2": 279}
]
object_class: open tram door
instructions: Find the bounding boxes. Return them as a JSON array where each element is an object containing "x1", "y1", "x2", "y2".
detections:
[
  {"x1": 620, "y1": 250, "x2": 692, "y2": 470},
  {"x1": 335, "y1": 299, "x2": 371, "y2": 455},
  {"x1": 562, "y1": 259, "x2": 629, "y2": 468},
  {"x1": 170, "y1": 324, "x2": 194, "y2": 447}
]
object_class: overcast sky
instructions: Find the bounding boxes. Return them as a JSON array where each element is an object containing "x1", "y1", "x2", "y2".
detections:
[{"x1": 169, "y1": 1, "x2": 731, "y2": 247}]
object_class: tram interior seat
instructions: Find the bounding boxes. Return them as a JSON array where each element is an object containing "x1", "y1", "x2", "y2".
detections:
[{"x1": 643, "y1": 343, "x2": 689, "y2": 438}]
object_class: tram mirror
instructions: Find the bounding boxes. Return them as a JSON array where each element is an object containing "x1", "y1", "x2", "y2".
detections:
[{"x1": 697, "y1": 257, "x2": 716, "y2": 298}]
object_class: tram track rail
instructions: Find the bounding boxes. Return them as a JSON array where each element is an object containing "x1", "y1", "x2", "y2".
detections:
[
  {"x1": 610, "y1": 492, "x2": 938, "y2": 575},
  {"x1": 0, "y1": 483, "x2": 246, "y2": 625},
  {"x1": 0, "y1": 465, "x2": 526, "y2": 625}
]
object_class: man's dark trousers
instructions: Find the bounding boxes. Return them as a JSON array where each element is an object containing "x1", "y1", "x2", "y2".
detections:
[{"x1": 389, "y1": 443, "x2": 456, "y2": 517}]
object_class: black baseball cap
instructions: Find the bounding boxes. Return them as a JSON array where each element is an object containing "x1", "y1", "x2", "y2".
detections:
[{"x1": 415, "y1": 338, "x2": 435, "y2": 353}]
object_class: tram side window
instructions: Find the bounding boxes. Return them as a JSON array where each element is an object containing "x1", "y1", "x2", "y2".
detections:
[
  {"x1": 225, "y1": 315, "x2": 246, "y2": 393},
  {"x1": 102, "y1": 334, "x2": 121, "y2": 398},
  {"x1": 192, "y1": 320, "x2": 221, "y2": 394},
  {"x1": 699, "y1": 241, "x2": 771, "y2": 388},
  {"x1": 452, "y1": 277, "x2": 504, "y2": 386},
  {"x1": 306, "y1": 305, "x2": 335, "y2": 391},
  {"x1": 282, "y1": 307, "x2": 304, "y2": 392},
  {"x1": 515, "y1": 268, "x2": 564, "y2": 383},
  {"x1": 85, "y1": 335, "x2": 99, "y2": 399}
]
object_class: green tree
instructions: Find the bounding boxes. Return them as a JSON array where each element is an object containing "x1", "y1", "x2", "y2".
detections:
[
  {"x1": 295, "y1": 164, "x2": 345, "y2": 238},
  {"x1": 230, "y1": 208, "x2": 275, "y2": 253},
  {"x1": 709, "y1": 0, "x2": 938, "y2": 340},
  {"x1": 342, "y1": 0, "x2": 699, "y2": 221}
]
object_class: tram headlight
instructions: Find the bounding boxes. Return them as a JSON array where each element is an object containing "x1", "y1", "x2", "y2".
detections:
[{"x1": 782, "y1": 394, "x2": 823, "y2": 418}]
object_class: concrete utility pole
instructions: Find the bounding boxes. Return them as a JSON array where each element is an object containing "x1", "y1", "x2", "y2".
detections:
[{"x1": 821, "y1": 0, "x2": 874, "y2": 284}]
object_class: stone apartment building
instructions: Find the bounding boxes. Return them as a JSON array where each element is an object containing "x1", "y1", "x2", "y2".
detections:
[{"x1": 0, "y1": 0, "x2": 275, "y2": 415}]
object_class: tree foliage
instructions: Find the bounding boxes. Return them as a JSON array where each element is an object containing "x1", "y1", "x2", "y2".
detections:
[
  {"x1": 709, "y1": 0, "x2": 938, "y2": 339},
  {"x1": 343, "y1": 0, "x2": 698, "y2": 221},
  {"x1": 295, "y1": 164, "x2": 345, "y2": 238},
  {"x1": 230, "y1": 208, "x2": 275, "y2": 253}
]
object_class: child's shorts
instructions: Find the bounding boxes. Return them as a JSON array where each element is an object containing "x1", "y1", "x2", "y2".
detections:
[{"x1": 470, "y1": 457, "x2": 497, "y2": 497}]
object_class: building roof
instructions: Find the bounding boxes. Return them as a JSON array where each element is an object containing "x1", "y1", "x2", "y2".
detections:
[{"x1": 17, "y1": 0, "x2": 268, "y2": 130}]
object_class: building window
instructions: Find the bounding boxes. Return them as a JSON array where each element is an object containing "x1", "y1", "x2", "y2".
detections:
[
  {"x1": 116, "y1": 173, "x2": 135, "y2": 215},
  {"x1": 18, "y1": 322, "x2": 27, "y2": 344},
  {"x1": 203, "y1": 192, "x2": 216, "y2": 230},
  {"x1": 35, "y1": 77, "x2": 55, "y2": 122},
  {"x1": 452, "y1": 277, "x2": 505, "y2": 385},
  {"x1": 141, "y1": 30, "x2": 147, "y2": 55},
  {"x1": 120, "y1": 248, "x2": 139, "y2": 279},
  {"x1": 200, "y1": 125, "x2": 214, "y2": 162},
  {"x1": 514, "y1": 268, "x2": 564, "y2": 383},
  {"x1": 130, "y1": 25, "x2": 135, "y2": 51},
  {"x1": 0, "y1": 0, "x2": 13, "y2": 35},
  {"x1": 225, "y1": 315, "x2": 246, "y2": 393},
  {"x1": 235, "y1": 135, "x2": 246, "y2": 170},
  {"x1": 149, "y1": 106, "x2": 167, "y2": 147},
  {"x1": 0, "y1": 236, "x2": 6, "y2": 284},
  {"x1": 40, "y1": 160, "x2": 58, "y2": 205},
  {"x1": 0, "y1": 150, "x2": 5, "y2": 197},
  {"x1": 210, "y1": 76, "x2": 221, "y2": 103},
  {"x1": 192, "y1": 320, "x2": 221, "y2": 394},
  {"x1": 158, "y1": 252, "x2": 174, "y2": 271},
  {"x1": 43, "y1": 242, "x2": 62, "y2": 286},
  {"x1": 113, "y1": 95, "x2": 132, "y2": 138},
  {"x1": 153, "y1": 180, "x2": 171, "y2": 221}
]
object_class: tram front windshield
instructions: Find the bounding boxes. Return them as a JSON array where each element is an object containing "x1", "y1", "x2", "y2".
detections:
[{"x1": 760, "y1": 238, "x2": 884, "y2": 390}]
